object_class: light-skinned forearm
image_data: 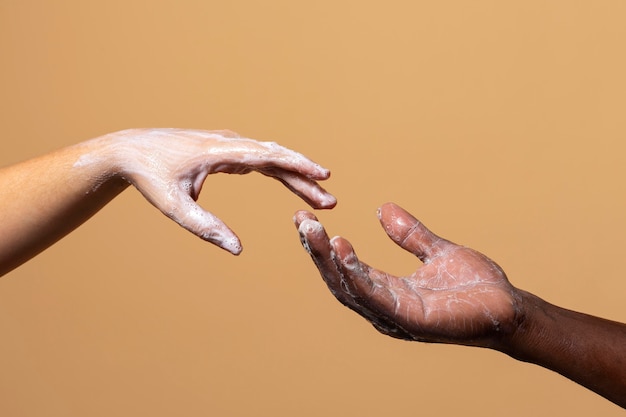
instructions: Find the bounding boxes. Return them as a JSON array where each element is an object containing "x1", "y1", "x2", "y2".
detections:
[
  {"x1": 500, "y1": 290, "x2": 626, "y2": 408},
  {"x1": 0, "y1": 137, "x2": 128, "y2": 276}
]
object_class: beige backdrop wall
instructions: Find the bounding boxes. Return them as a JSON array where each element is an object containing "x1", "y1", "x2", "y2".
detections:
[{"x1": 1, "y1": 1, "x2": 625, "y2": 416}]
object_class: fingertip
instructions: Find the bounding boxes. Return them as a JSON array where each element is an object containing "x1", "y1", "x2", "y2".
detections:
[
  {"x1": 297, "y1": 218, "x2": 325, "y2": 237},
  {"x1": 302, "y1": 163, "x2": 330, "y2": 180},
  {"x1": 215, "y1": 234, "x2": 243, "y2": 255},
  {"x1": 377, "y1": 203, "x2": 392, "y2": 226},
  {"x1": 227, "y1": 246, "x2": 243, "y2": 256},
  {"x1": 304, "y1": 184, "x2": 336, "y2": 210},
  {"x1": 318, "y1": 193, "x2": 337, "y2": 209},
  {"x1": 378, "y1": 202, "x2": 419, "y2": 233},
  {"x1": 331, "y1": 237, "x2": 365, "y2": 278},
  {"x1": 316, "y1": 166, "x2": 331, "y2": 180},
  {"x1": 330, "y1": 236, "x2": 355, "y2": 260},
  {"x1": 297, "y1": 218, "x2": 330, "y2": 257},
  {"x1": 377, "y1": 202, "x2": 405, "y2": 221},
  {"x1": 379, "y1": 202, "x2": 398, "y2": 212},
  {"x1": 228, "y1": 237, "x2": 243, "y2": 255},
  {"x1": 197, "y1": 222, "x2": 242, "y2": 255},
  {"x1": 293, "y1": 210, "x2": 318, "y2": 227}
]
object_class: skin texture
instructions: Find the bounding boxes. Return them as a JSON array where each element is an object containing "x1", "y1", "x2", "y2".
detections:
[
  {"x1": 0, "y1": 128, "x2": 336, "y2": 276},
  {"x1": 295, "y1": 203, "x2": 626, "y2": 408}
]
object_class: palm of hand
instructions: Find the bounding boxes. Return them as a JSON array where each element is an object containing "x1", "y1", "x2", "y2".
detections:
[
  {"x1": 374, "y1": 245, "x2": 517, "y2": 345},
  {"x1": 296, "y1": 203, "x2": 519, "y2": 347}
]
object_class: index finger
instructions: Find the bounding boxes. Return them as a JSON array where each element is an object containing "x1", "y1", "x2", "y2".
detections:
[
  {"x1": 258, "y1": 140, "x2": 332, "y2": 180},
  {"x1": 208, "y1": 137, "x2": 332, "y2": 181},
  {"x1": 294, "y1": 213, "x2": 354, "y2": 306}
]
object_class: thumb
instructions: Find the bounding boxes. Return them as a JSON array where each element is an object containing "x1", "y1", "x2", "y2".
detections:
[
  {"x1": 377, "y1": 202, "x2": 447, "y2": 263},
  {"x1": 170, "y1": 192, "x2": 243, "y2": 255}
]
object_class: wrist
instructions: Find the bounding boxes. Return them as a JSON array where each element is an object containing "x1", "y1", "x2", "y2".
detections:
[
  {"x1": 494, "y1": 289, "x2": 543, "y2": 359},
  {"x1": 495, "y1": 289, "x2": 578, "y2": 366},
  {"x1": 72, "y1": 130, "x2": 135, "y2": 191}
]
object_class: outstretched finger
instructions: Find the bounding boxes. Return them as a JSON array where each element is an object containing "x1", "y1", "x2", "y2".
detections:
[
  {"x1": 295, "y1": 214, "x2": 354, "y2": 305},
  {"x1": 262, "y1": 168, "x2": 337, "y2": 209},
  {"x1": 330, "y1": 237, "x2": 388, "y2": 306},
  {"x1": 295, "y1": 213, "x2": 414, "y2": 339},
  {"x1": 256, "y1": 140, "x2": 332, "y2": 180},
  {"x1": 208, "y1": 138, "x2": 333, "y2": 181},
  {"x1": 293, "y1": 210, "x2": 319, "y2": 228},
  {"x1": 377, "y1": 202, "x2": 450, "y2": 263}
]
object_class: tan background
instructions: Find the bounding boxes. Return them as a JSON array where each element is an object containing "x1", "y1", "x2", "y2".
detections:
[{"x1": 1, "y1": 1, "x2": 625, "y2": 416}]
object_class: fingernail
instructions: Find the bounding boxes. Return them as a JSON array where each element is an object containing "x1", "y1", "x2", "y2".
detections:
[
  {"x1": 316, "y1": 166, "x2": 331, "y2": 178},
  {"x1": 321, "y1": 193, "x2": 337, "y2": 208},
  {"x1": 297, "y1": 221, "x2": 319, "y2": 255},
  {"x1": 298, "y1": 219, "x2": 323, "y2": 236}
]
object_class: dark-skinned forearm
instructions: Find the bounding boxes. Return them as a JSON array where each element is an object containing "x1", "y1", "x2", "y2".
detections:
[{"x1": 499, "y1": 290, "x2": 626, "y2": 408}]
